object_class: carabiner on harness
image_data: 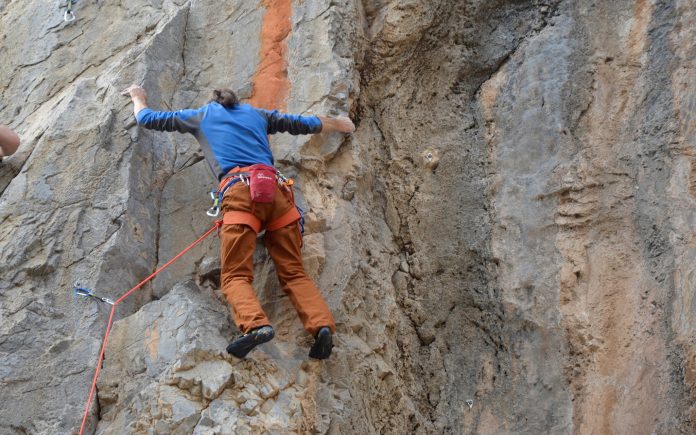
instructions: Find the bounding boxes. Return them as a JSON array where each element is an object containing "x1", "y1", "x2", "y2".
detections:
[
  {"x1": 206, "y1": 174, "x2": 247, "y2": 217},
  {"x1": 73, "y1": 282, "x2": 114, "y2": 305},
  {"x1": 207, "y1": 191, "x2": 221, "y2": 217}
]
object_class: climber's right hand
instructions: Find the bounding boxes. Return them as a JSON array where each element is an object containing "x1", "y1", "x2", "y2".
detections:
[{"x1": 318, "y1": 115, "x2": 355, "y2": 134}]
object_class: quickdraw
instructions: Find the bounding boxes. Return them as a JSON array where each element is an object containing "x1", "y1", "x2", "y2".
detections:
[
  {"x1": 207, "y1": 173, "x2": 249, "y2": 217},
  {"x1": 276, "y1": 170, "x2": 294, "y2": 187},
  {"x1": 73, "y1": 282, "x2": 114, "y2": 305},
  {"x1": 62, "y1": 0, "x2": 77, "y2": 22}
]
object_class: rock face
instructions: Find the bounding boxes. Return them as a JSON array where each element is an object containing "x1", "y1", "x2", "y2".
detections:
[{"x1": 0, "y1": 0, "x2": 695, "y2": 434}]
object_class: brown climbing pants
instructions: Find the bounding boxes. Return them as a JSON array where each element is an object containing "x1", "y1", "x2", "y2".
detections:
[{"x1": 219, "y1": 176, "x2": 335, "y2": 336}]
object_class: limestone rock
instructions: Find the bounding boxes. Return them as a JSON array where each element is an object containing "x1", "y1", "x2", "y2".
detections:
[{"x1": 2, "y1": 0, "x2": 696, "y2": 434}]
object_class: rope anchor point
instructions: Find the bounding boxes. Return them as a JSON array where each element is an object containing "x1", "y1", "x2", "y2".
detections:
[{"x1": 73, "y1": 282, "x2": 114, "y2": 305}]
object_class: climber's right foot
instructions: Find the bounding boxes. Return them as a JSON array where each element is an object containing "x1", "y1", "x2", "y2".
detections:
[
  {"x1": 309, "y1": 327, "x2": 333, "y2": 360},
  {"x1": 226, "y1": 326, "x2": 275, "y2": 358}
]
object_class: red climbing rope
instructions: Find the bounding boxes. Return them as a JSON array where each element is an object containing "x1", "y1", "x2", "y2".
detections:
[{"x1": 78, "y1": 220, "x2": 222, "y2": 435}]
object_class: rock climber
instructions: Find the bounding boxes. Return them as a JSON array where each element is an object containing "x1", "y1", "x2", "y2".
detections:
[
  {"x1": 121, "y1": 84, "x2": 354, "y2": 360},
  {"x1": 0, "y1": 124, "x2": 20, "y2": 159}
]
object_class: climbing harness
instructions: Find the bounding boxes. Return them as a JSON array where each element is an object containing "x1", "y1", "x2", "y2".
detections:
[
  {"x1": 62, "y1": 0, "x2": 77, "y2": 22},
  {"x1": 78, "y1": 221, "x2": 221, "y2": 435},
  {"x1": 206, "y1": 165, "x2": 290, "y2": 217},
  {"x1": 73, "y1": 282, "x2": 114, "y2": 305},
  {"x1": 209, "y1": 166, "x2": 305, "y2": 238}
]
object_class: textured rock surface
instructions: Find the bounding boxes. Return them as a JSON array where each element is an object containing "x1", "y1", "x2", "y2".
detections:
[{"x1": 1, "y1": 0, "x2": 695, "y2": 434}]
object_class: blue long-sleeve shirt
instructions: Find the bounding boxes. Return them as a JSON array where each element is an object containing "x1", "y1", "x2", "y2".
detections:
[{"x1": 136, "y1": 102, "x2": 323, "y2": 179}]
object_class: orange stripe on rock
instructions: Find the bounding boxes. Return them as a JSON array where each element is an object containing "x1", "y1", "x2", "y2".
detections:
[{"x1": 248, "y1": 0, "x2": 292, "y2": 111}]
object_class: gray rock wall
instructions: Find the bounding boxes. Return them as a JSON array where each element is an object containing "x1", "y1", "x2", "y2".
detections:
[{"x1": 1, "y1": 0, "x2": 695, "y2": 434}]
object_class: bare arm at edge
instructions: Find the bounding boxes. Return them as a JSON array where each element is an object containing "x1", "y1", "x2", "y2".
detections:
[
  {"x1": 317, "y1": 115, "x2": 355, "y2": 134},
  {"x1": 121, "y1": 84, "x2": 149, "y2": 116},
  {"x1": 0, "y1": 124, "x2": 20, "y2": 158}
]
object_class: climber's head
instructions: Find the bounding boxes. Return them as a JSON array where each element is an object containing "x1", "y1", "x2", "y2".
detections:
[{"x1": 212, "y1": 88, "x2": 239, "y2": 109}]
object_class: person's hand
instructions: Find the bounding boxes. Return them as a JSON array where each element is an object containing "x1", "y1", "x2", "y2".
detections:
[
  {"x1": 120, "y1": 84, "x2": 147, "y2": 100},
  {"x1": 121, "y1": 85, "x2": 149, "y2": 117},
  {"x1": 0, "y1": 124, "x2": 20, "y2": 158},
  {"x1": 333, "y1": 116, "x2": 355, "y2": 133},
  {"x1": 319, "y1": 115, "x2": 355, "y2": 134}
]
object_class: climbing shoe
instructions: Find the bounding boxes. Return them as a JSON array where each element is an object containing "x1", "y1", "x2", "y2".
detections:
[
  {"x1": 226, "y1": 326, "x2": 275, "y2": 358},
  {"x1": 308, "y1": 327, "x2": 333, "y2": 360}
]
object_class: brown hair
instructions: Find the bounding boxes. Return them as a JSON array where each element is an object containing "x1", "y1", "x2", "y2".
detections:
[{"x1": 212, "y1": 88, "x2": 239, "y2": 108}]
